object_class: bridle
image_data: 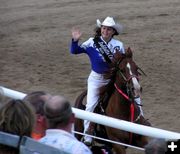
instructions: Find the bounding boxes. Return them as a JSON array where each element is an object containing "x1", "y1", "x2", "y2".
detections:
[
  {"x1": 113, "y1": 56, "x2": 142, "y2": 144},
  {"x1": 113, "y1": 56, "x2": 142, "y2": 115},
  {"x1": 114, "y1": 57, "x2": 138, "y2": 96}
]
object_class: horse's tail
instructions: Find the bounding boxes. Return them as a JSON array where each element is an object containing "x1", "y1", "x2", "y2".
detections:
[{"x1": 74, "y1": 90, "x2": 87, "y2": 141}]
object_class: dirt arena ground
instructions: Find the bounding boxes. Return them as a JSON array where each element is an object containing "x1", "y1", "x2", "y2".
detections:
[{"x1": 0, "y1": 0, "x2": 180, "y2": 153}]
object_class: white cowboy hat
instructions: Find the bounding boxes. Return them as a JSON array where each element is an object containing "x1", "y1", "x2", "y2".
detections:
[{"x1": 96, "y1": 16, "x2": 123, "y2": 35}]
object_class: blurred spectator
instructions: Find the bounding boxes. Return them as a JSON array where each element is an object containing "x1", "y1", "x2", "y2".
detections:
[
  {"x1": 39, "y1": 95, "x2": 92, "y2": 154},
  {"x1": 145, "y1": 138, "x2": 167, "y2": 154},
  {"x1": 0, "y1": 99, "x2": 35, "y2": 154},
  {"x1": 23, "y1": 91, "x2": 52, "y2": 140},
  {"x1": 91, "y1": 145, "x2": 113, "y2": 154}
]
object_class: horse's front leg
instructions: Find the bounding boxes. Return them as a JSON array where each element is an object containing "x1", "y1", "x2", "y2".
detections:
[
  {"x1": 113, "y1": 144, "x2": 126, "y2": 154},
  {"x1": 135, "y1": 135, "x2": 149, "y2": 147},
  {"x1": 106, "y1": 128, "x2": 128, "y2": 154}
]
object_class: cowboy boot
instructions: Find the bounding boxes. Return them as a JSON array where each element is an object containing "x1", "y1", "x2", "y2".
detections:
[{"x1": 84, "y1": 122, "x2": 96, "y2": 146}]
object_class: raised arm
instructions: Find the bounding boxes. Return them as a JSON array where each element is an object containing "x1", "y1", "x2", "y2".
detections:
[
  {"x1": 71, "y1": 27, "x2": 82, "y2": 41},
  {"x1": 70, "y1": 27, "x2": 86, "y2": 54}
]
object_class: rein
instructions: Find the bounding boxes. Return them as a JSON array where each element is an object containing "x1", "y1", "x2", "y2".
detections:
[
  {"x1": 112, "y1": 50, "x2": 144, "y2": 144},
  {"x1": 114, "y1": 83, "x2": 130, "y2": 101},
  {"x1": 138, "y1": 66, "x2": 147, "y2": 76},
  {"x1": 114, "y1": 83, "x2": 135, "y2": 122},
  {"x1": 114, "y1": 83, "x2": 135, "y2": 144},
  {"x1": 114, "y1": 82, "x2": 135, "y2": 123},
  {"x1": 118, "y1": 71, "x2": 139, "y2": 82}
]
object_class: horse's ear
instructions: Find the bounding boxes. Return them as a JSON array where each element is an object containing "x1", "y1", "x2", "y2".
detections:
[
  {"x1": 125, "y1": 47, "x2": 133, "y2": 58},
  {"x1": 112, "y1": 50, "x2": 123, "y2": 63}
]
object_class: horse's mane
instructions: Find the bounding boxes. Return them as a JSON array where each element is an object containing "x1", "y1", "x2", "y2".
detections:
[{"x1": 112, "y1": 47, "x2": 133, "y2": 66}]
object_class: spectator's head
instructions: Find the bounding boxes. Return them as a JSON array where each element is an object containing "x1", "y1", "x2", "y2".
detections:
[
  {"x1": 0, "y1": 99, "x2": 35, "y2": 136},
  {"x1": 44, "y1": 95, "x2": 74, "y2": 132},
  {"x1": 145, "y1": 138, "x2": 167, "y2": 154},
  {"x1": 23, "y1": 91, "x2": 51, "y2": 115},
  {"x1": 0, "y1": 99, "x2": 35, "y2": 154},
  {"x1": 23, "y1": 91, "x2": 52, "y2": 140}
]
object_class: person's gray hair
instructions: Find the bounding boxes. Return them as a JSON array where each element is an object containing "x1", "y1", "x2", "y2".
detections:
[
  {"x1": 44, "y1": 95, "x2": 72, "y2": 128},
  {"x1": 145, "y1": 138, "x2": 167, "y2": 154}
]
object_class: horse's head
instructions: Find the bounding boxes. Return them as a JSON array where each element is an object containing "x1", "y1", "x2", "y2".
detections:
[
  {"x1": 113, "y1": 47, "x2": 141, "y2": 98},
  {"x1": 104, "y1": 48, "x2": 149, "y2": 154}
]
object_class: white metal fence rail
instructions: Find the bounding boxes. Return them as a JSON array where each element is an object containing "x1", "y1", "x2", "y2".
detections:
[{"x1": 0, "y1": 86, "x2": 180, "y2": 140}]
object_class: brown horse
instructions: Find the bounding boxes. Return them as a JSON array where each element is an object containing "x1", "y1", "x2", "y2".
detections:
[{"x1": 74, "y1": 48, "x2": 150, "y2": 154}]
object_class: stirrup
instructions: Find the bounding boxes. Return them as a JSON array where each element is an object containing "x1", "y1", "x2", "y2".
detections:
[
  {"x1": 84, "y1": 140, "x2": 92, "y2": 146},
  {"x1": 83, "y1": 137, "x2": 93, "y2": 146}
]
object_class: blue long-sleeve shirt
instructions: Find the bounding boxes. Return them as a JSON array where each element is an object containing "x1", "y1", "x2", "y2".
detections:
[{"x1": 70, "y1": 37, "x2": 125, "y2": 74}]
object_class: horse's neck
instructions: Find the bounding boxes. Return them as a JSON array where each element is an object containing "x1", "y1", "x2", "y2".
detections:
[
  {"x1": 106, "y1": 90, "x2": 130, "y2": 120},
  {"x1": 108, "y1": 80, "x2": 140, "y2": 117}
]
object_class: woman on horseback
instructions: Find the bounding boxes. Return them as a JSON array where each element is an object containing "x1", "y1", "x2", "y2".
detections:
[{"x1": 70, "y1": 16, "x2": 142, "y2": 145}]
